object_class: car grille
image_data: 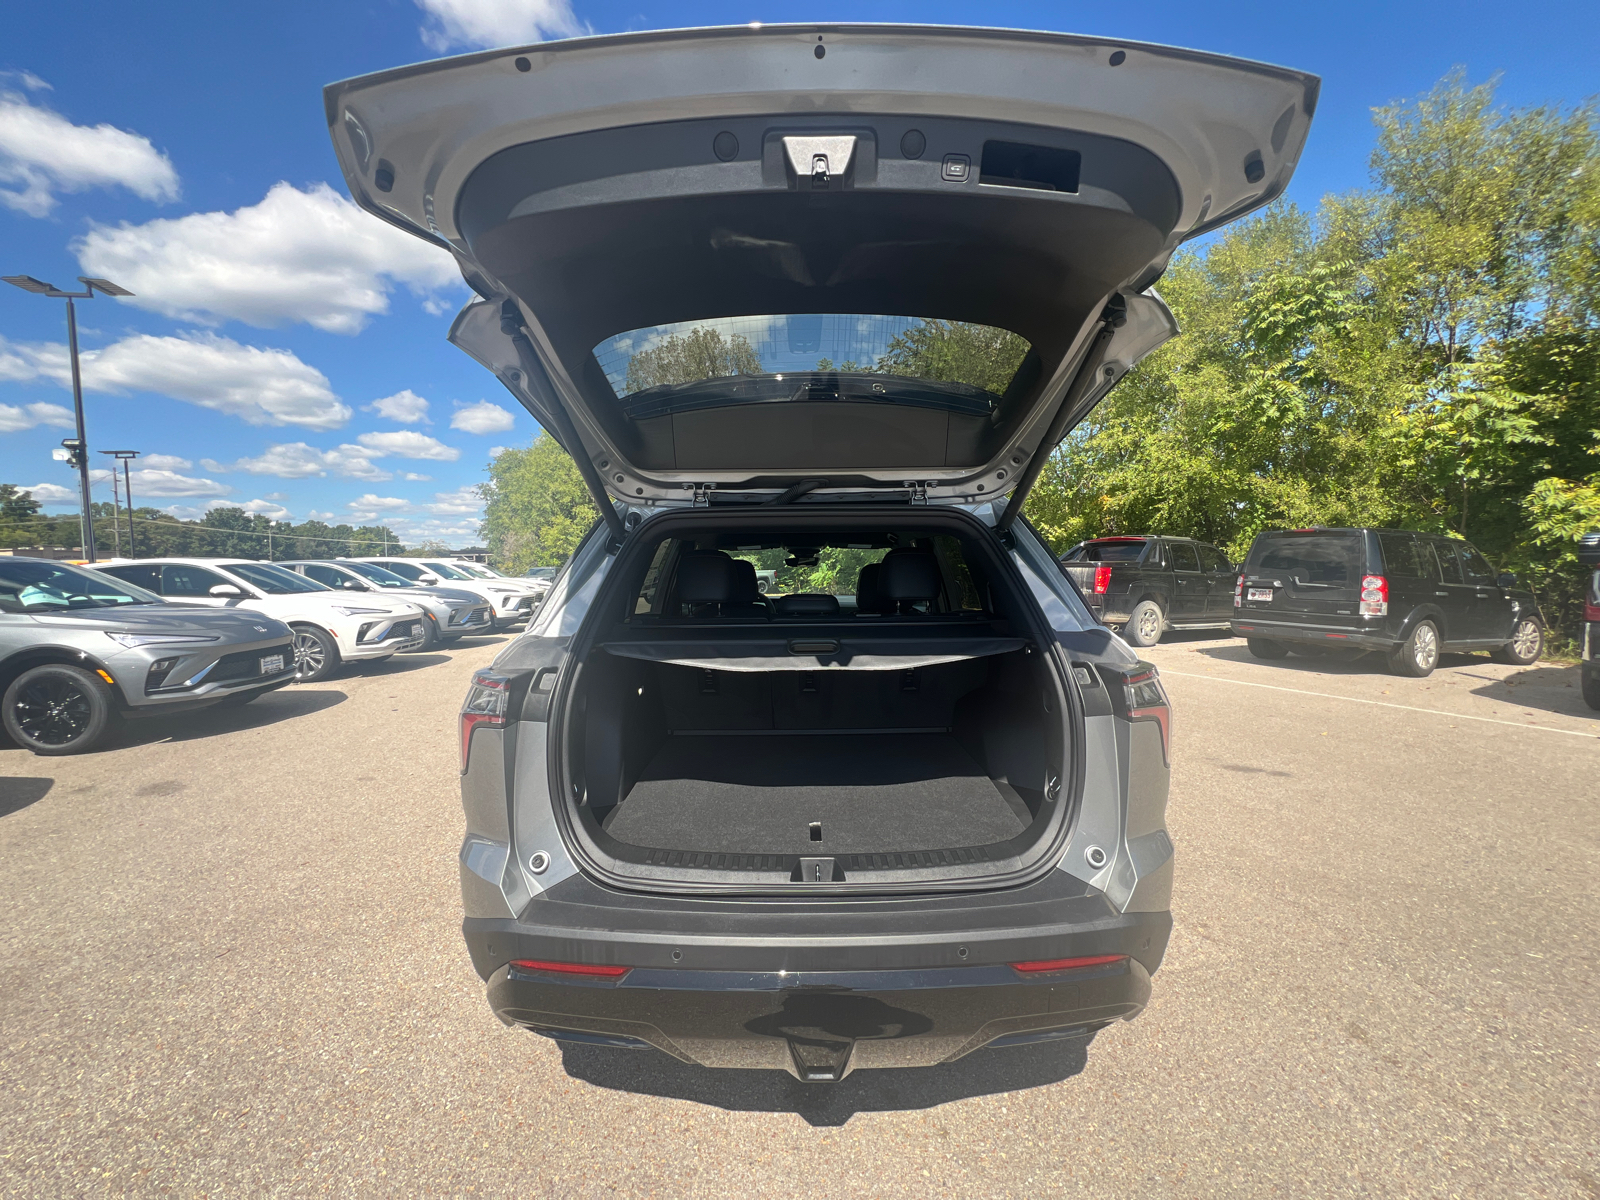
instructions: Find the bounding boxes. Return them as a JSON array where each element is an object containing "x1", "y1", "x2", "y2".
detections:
[
  {"x1": 449, "y1": 606, "x2": 490, "y2": 626},
  {"x1": 208, "y1": 642, "x2": 294, "y2": 684},
  {"x1": 515, "y1": 595, "x2": 536, "y2": 611}
]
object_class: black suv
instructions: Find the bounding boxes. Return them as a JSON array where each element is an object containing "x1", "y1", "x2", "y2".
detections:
[
  {"x1": 1059, "y1": 536, "x2": 1237, "y2": 647},
  {"x1": 1580, "y1": 531, "x2": 1599, "y2": 710},
  {"x1": 1232, "y1": 528, "x2": 1544, "y2": 677}
]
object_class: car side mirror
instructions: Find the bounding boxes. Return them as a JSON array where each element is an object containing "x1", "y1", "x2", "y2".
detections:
[
  {"x1": 1497, "y1": 572, "x2": 1517, "y2": 588},
  {"x1": 418, "y1": 573, "x2": 440, "y2": 584},
  {"x1": 208, "y1": 584, "x2": 244, "y2": 598},
  {"x1": 343, "y1": 579, "x2": 365, "y2": 590}
]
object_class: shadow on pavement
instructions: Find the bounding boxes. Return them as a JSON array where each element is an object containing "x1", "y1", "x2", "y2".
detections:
[
  {"x1": 106, "y1": 688, "x2": 349, "y2": 749},
  {"x1": 0, "y1": 776, "x2": 53, "y2": 818},
  {"x1": 1190, "y1": 640, "x2": 1493, "y2": 678},
  {"x1": 558, "y1": 1035, "x2": 1093, "y2": 1127},
  {"x1": 1465, "y1": 662, "x2": 1594, "y2": 721},
  {"x1": 361, "y1": 653, "x2": 451, "y2": 674}
]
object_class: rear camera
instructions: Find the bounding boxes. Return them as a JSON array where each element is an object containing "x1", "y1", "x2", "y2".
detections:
[
  {"x1": 900, "y1": 129, "x2": 926, "y2": 159},
  {"x1": 1244, "y1": 151, "x2": 1265, "y2": 183},
  {"x1": 814, "y1": 44, "x2": 826, "y2": 59},
  {"x1": 1109, "y1": 50, "x2": 1126, "y2": 66},
  {"x1": 713, "y1": 131, "x2": 739, "y2": 161},
  {"x1": 373, "y1": 163, "x2": 394, "y2": 193},
  {"x1": 514, "y1": 56, "x2": 531, "y2": 72}
]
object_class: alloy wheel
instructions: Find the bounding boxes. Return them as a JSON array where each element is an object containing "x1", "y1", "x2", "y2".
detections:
[
  {"x1": 1136, "y1": 607, "x2": 1161, "y2": 644},
  {"x1": 1511, "y1": 619, "x2": 1540, "y2": 661},
  {"x1": 1413, "y1": 623, "x2": 1439, "y2": 671},
  {"x1": 12, "y1": 677, "x2": 94, "y2": 747},
  {"x1": 293, "y1": 630, "x2": 326, "y2": 680}
]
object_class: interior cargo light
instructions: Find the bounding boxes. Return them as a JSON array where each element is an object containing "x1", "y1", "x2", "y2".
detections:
[
  {"x1": 510, "y1": 959, "x2": 630, "y2": 978},
  {"x1": 1011, "y1": 954, "x2": 1127, "y2": 973},
  {"x1": 1093, "y1": 564, "x2": 1111, "y2": 594},
  {"x1": 1359, "y1": 574, "x2": 1389, "y2": 617},
  {"x1": 460, "y1": 670, "x2": 510, "y2": 770}
]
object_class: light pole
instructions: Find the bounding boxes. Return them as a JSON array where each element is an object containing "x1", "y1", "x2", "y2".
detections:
[
  {"x1": 101, "y1": 450, "x2": 140, "y2": 557},
  {"x1": 3, "y1": 274, "x2": 133, "y2": 562}
]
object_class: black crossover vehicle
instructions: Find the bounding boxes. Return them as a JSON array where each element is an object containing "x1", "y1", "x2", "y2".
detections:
[
  {"x1": 325, "y1": 24, "x2": 1318, "y2": 1077},
  {"x1": 1060, "y1": 536, "x2": 1237, "y2": 646},
  {"x1": 1232, "y1": 528, "x2": 1544, "y2": 677}
]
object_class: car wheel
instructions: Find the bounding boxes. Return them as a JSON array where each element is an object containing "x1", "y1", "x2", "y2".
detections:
[
  {"x1": 1246, "y1": 637, "x2": 1290, "y2": 660},
  {"x1": 2, "y1": 664, "x2": 114, "y2": 756},
  {"x1": 1583, "y1": 668, "x2": 1600, "y2": 712},
  {"x1": 1388, "y1": 620, "x2": 1439, "y2": 678},
  {"x1": 416, "y1": 615, "x2": 442, "y2": 650},
  {"x1": 1491, "y1": 617, "x2": 1543, "y2": 666},
  {"x1": 1123, "y1": 600, "x2": 1165, "y2": 648},
  {"x1": 290, "y1": 624, "x2": 341, "y2": 683}
]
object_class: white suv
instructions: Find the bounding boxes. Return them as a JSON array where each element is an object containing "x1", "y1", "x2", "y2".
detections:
[
  {"x1": 96, "y1": 559, "x2": 426, "y2": 682},
  {"x1": 355, "y1": 558, "x2": 537, "y2": 630}
]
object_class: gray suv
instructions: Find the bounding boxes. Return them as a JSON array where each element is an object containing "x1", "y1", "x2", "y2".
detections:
[
  {"x1": 1, "y1": 558, "x2": 295, "y2": 755},
  {"x1": 326, "y1": 24, "x2": 1316, "y2": 1078}
]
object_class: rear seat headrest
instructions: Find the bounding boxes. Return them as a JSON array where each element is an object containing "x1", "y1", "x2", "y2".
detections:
[
  {"x1": 854, "y1": 562, "x2": 892, "y2": 614},
  {"x1": 677, "y1": 552, "x2": 737, "y2": 603},
  {"x1": 775, "y1": 593, "x2": 840, "y2": 616},
  {"x1": 880, "y1": 551, "x2": 941, "y2": 601},
  {"x1": 729, "y1": 557, "x2": 762, "y2": 602}
]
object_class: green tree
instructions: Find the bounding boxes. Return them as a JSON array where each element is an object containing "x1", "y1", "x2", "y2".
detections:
[
  {"x1": 479, "y1": 434, "x2": 598, "y2": 573},
  {"x1": 624, "y1": 327, "x2": 763, "y2": 392},
  {"x1": 873, "y1": 320, "x2": 1030, "y2": 395}
]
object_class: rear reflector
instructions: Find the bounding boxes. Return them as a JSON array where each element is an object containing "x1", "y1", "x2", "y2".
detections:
[
  {"x1": 1011, "y1": 954, "x2": 1127, "y2": 974},
  {"x1": 510, "y1": 959, "x2": 630, "y2": 978}
]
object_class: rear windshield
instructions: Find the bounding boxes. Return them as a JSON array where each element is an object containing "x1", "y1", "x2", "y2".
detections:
[
  {"x1": 593, "y1": 314, "x2": 1030, "y2": 407},
  {"x1": 1246, "y1": 534, "x2": 1365, "y2": 586},
  {"x1": 1063, "y1": 540, "x2": 1148, "y2": 563}
]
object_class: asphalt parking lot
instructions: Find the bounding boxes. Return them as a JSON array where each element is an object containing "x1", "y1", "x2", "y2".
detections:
[{"x1": 1, "y1": 631, "x2": 1595, "y2": 1197}]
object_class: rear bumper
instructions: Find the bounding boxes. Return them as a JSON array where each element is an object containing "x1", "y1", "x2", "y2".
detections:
[
  {"x1": 1230, "y1": 617, "x2": 1392, "y2": 650},
  {"x1": 462, "y1": 873, "x2": 1169, "y2": 1078}
]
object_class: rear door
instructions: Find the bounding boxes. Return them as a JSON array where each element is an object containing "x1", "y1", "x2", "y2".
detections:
[
  {"x1": 159, "y1": 564, "x2": 235, "y2": 608},
  {"x1": 1167, "y1": 542, "x2": 1207, "y2": 621},
  {"x1": 1427, "y1": 540, "x2": 1476, "y2": 643},
  {"x1": 1197, "y1": 543, "x2": 1235, "y2": 618},
  {"x1": 1375, "y1": 532, "x2": 1437, "y2": 636},
  {"x1": 1238, "y1": 531, "x2": 1367, "y2": 629},
  {"x1": 1458, "y1": 542, "x2": 1513, "y2": 641}
]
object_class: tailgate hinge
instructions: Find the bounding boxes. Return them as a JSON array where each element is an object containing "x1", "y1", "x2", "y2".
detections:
[
  {"x1": 692, "y1": 483, "x2": 715, "y2": 507},
  {"x1": 906, "y1": 481, "x2": 928, "y2": 505}
]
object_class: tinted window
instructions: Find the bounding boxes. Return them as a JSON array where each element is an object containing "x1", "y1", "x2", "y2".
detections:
[
  {"x1": 1198, "y1": 546, "x2": 1231, "y2": 574},
  {"x1": 162, "y1": 564, "x2": 232, "y2": 597},
  {"x1": 422, "y1": 561, "x2": 472, "y2": 580},
  {"x1": 0, "y1": 561, "x2": 162, "y2": 613},
  {"x1": 96, "y1": 562, "x2": 161, "y2": 591},
  {"x1": 226, "y1": 563, "x2": 329, "y2": 595},
  {"x1": 1431, "y1": 540, "x2": 1464, "y2": 584},
  {"x1": 1378, "y1": 533, "x2": 1436, "y2": 582},
  {"x1": 302, "y1": 564, "x2": 352, "y2": 588},
  {"x1": 1248, "y1": 534, "x2": 1364, "y2": 586},
  {"x1": 1169, "y1": 543, "x2": 1201, "y2": 573},
  {"x1": 374, "y1": 561, "x2": 425, "y2": 582},
  {"x1": 340, "y1": 561, "x2": 411, "y2": 588},
  {"x1": 1458, "y1": 543, "x2": 1497, "y2": 585},
  {"x1": 1063, "y1": 540, "x2": 1148, "y2": 563}
]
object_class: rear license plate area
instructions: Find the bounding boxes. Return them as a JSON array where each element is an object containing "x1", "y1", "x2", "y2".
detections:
[
  {"x1": 1247, "y1": 588, "x2": 1274, "y2": 602},
  {"x1": 260, "y1": 653, "x2": 285, "y2": 674}
]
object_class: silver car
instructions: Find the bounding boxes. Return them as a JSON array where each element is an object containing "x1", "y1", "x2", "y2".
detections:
[
  {"x1": 279, "y1": 560, "x2": 493, "y2": 648},
  {"x1": 1, "y1": 558, "x2": 295, "y2": 755},
  {"x1": 327, "y1": 24, "x2": 1314, "y2": 1077}
]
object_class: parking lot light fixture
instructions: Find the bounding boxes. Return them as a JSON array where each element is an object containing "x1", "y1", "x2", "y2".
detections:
[{"x1": 3, "y1": 274, "x2": 135, "y2": 563}]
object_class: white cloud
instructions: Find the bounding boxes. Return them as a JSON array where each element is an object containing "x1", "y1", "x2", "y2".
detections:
[
  {"x1": 235, "y1": 498, "x2": 291, "y2": 520},
  {"x1": 366, "y1": 389, "x2": 430, "y2": 424},
  {"x1": 123, "y1": 468, "x2": 230, "y2": 499},
  {"x1": 307, "y1": 509, "x2": 335, "y2": 521},
  {"x1": 488, "y1": 445, "x2": 508, "y2": 458},
  {"x1": 425, "y1": 485, "x2": 483, "y2": 516},
  {"x1": 0, "y1": 400, "x2": 74, "y2": 433},
  {"x1": 401, "y1": 472, "x2": 433, "y2": 482},
  {"x1": 355, "y1": 430, "x2": 460, "y2": 461},
  {"x1": 139, "y1": 453, "x2": 192, "y2": 471},
  {"x1": 203, "y1": 442, "x2": 392, "y2": 483},
  {"x1": 348, "y1": 494, "x2": 410, "y2": 513},
  {"x1": 2, "y1": 331, "x2": 350, "y2": 430},
  {"x1": 416, "y1": 0, "x2": 584, "y2": 51},
  {"x1": 24, "y1": 481, "x2": 78, "y2": 505},
  {"x1": 73, "y1": 182, "x2": 461, "y2": 334},
  {"x1": 450, "y1": 399, "x2": 516, "y2": 435},
  {"x1": 262, "y1": 492, "x2": 287, "y2": 501},
  {"x1": 0, "y1": 84, "x2": 179, "y2": 217}
]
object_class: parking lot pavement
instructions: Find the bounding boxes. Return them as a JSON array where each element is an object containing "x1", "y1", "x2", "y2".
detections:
[{"x1": 1, "y1": 633, "x2": 1595, "y2": 1197}]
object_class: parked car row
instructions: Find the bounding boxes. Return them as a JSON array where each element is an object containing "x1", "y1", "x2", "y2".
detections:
[
  {"x1": 1, "y1": 555, "x2": 531, "y2": 756},
  {"x1": 1061, "y1": 526, "x2": 1546, "y2": 678}
]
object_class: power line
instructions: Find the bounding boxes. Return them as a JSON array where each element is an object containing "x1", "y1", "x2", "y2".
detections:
[{"x1": 0, "y1": 512, "x2": 402, "y2": 551}]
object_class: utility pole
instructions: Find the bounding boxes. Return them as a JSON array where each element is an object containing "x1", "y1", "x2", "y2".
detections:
[
  {"x1": 103, "y1": 451, "x2": 140, "y2": 558},
  {"x1": 103, "y1": 455, "x2": 122, "y2": 557},
  {"x1": 3, "y1": 275, "x2": 134, "y2": 564}
]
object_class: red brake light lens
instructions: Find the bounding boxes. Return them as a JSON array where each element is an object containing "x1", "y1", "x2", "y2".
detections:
[
  {"x1": 510, "y1": 959, "x2": 630, "y2": 978},
  {"x1": 1093, "y1": 564, "x2": 1112, "y2": 594},
  {"x1": 1011, "y1": 954, "x2": 1128, "y2": 974},
  {"x1": 460, "y1": 671, "x2": 510, "y2": 771}
]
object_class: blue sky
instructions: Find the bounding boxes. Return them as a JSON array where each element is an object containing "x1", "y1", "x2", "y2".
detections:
[{"x1": 3, "y1": 0, "x2": 1596, "y2": 545}]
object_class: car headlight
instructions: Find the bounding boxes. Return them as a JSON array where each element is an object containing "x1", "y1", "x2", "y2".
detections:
[
  {"x1": 105, "y1": 631, "x2": 221, "y2": 648},
  {"x1": 332, "y1": 606, "x2": 390, "y2": 616}
]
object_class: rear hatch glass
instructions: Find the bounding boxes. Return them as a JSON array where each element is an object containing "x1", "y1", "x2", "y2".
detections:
[
  {"x1": 1063, "y1": 540, "x2": 1148, "y2": 563},
  {"x1": 1242, "y1": 532, "x2": 1366, "y2": 619}
]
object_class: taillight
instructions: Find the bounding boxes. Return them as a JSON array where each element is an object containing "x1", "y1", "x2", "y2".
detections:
[
  {"x1": 1093, "y1": 564, "x2": 1111, "y2": 594},
  {"x1": 509, "y1": 959, "x2": 630, "y2": 978},
  {"x1": 1586, "y1": 571, "x2": 1599, "y2": 622},
  {"x1": 460, "y1": 670, "x2": 510, "y2": 771},
  {"x1": 1011, "y1": 954, "x2": 1127, "y2": 974},
  {"x1": 1359, "y1": 574, "x2": 1389, "y2": 617},
  {"x1": 1112, "y1": 666, "x2": 1172, "y2": 766},
  {"x1": 1234, "y1": 573, "x2": 1244, "y2": 608}
]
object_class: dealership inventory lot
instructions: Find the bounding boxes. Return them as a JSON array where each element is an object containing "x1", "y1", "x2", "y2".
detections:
[{"x1": 0, "y1": 634, "x2": 1594, "y2": 1197}]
